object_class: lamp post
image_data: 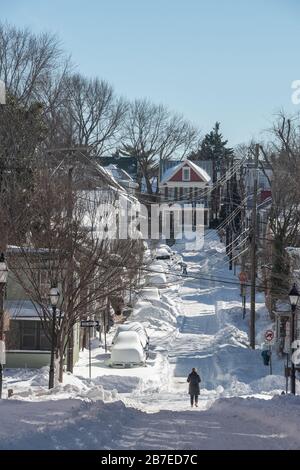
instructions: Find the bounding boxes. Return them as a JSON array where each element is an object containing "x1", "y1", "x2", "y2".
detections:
[
  {"x1": 0, "y1": 253, "x2": 8, "y2": 399},
  {"x1": 288, "y1": 283, "x2": 300, "y2": 395},
  {"x1": 49, "y1": 285, "x2": 60, "y2": 390}
]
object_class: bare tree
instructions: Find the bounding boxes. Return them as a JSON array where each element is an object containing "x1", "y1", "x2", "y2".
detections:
[
  {"x1": 0, "y1": 22, "x2": 72, "y2": 203},
  {"x1": 121, "y1": 99, "x2": 198, "y2": 194},
  {"x1": 6, "y1": 166, "x2": 144, "y2": 383},
  {"x1": 0, "y1": 23, "x2": 65, "y2": 105},
  {"x1": 259, "y1": 113, "x2": 300, "y2": 315},
  {"x1": 62, "y1": 74, "x2": 127, "y2": 156}
]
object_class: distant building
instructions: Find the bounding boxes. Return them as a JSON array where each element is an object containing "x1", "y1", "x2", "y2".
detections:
[
  {"x1": 160, "y1": 159, "x2": 213, "y2": 179},
  {"x1": 98, "y1": 155, "x2": 137, "y2": 181},
  {"x1": 158, "y1": 159, "x2": 212, "y2": 231},
  {"x1": 159, "y1": 159, "x2": 211, "y2": 202},
  {"x1": 103, "y1": 164, "x2": 139, "y2": 195}
]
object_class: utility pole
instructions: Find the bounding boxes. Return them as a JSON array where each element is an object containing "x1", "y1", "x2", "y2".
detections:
[
  {"x1": 225, "y1": 167, "x2": 230, "y2": 264},
  {"x1": 0, "y1": 284, "x2": 4, "y2": 399},
  {"x1": 230, "y1": 158, "x2": 234, "y2": 271},
  {"x1": 67, "y1": 167, "x2": 74, "y2": 372},
  {"x1": 250, "y1": 144, "x2": 259, "y2": 349}
]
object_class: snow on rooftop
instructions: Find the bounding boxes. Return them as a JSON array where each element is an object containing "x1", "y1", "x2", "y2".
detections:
[
  {"x1": 160, "y1": 160, "x2": 211, "y2": 184},
  {"x1": 5, "y1": 300, "x2": 48, "y2": 319},
  {"x1": 160, "y1": 164, "x2": 181, "y2": 183}
]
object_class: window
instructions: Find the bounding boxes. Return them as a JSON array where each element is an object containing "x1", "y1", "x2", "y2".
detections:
[
  {"x1": 182, "y1": 167, "x2": 190, "y2": 181},
  {"x1": 21, "y1": 321, "x2": 37, "y2": 350},
  {"x1": 6, "y1": 320, "x2": 51, "y2": 351},
  {"x1": 183, "y1": 187, "x2": 189, "y2": 198},
  {"x1": 40, "y1": 328, "x2": 51, "y2": 350}
]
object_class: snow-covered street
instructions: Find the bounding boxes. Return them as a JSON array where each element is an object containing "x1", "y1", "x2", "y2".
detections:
[
  {"x1": 1, "y1": 231, "x2": 299, "y2": 449},
  {"x1": 1, "y1": 395, "x2": 300, "y2": 450}
]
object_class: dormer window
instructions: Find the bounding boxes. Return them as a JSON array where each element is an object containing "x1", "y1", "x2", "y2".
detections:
[{"x1": 183, "y1": 167, "x2": 190, "y2": 181}]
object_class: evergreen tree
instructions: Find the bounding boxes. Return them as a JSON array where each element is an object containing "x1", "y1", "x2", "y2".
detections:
[
  {"x1": 189, "y1": 122, "x2": 233, "y2": 223},
  {"x1": 189, "y1": 122, "x2": 233, "y2": 178}
]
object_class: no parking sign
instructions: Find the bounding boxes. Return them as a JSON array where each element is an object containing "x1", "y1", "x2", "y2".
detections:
[{"x1": 264, "y1": 330, "x2": 274, "y2": 342}]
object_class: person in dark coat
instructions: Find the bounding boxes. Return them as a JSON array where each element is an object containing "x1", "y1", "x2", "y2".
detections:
[{"x1": 187, "y1": 367, "x2": 201, "y2": 407}]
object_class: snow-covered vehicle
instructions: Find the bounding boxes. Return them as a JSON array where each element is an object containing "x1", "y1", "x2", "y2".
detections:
[
  {"x1": 145, "y1": 272, "x2": 167, "y2": 286},
  {"x1": 158, "y1": 244, "x2": 173, "y2": 253},
  {"x1": 148, "y1": 263, "x2": 165, "y2": 273},
  {"x1": 112, "y1": 322, "x2": 149, "y2": 350},
  {"x1": 110, "y1": 331, "x2": 146, "y2": 367},
  {"x1": 155, "y1": 247, "x2": 171, "y2": 260},
  {"x1": 140, "y1": 287, "x2": 160, "y2": 300}
]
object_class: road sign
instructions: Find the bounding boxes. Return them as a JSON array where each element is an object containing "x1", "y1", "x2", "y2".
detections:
[
  {"x1": 239, "y1": 272, "x2": 248, "y2": 284},
  {"x1": 80, "y1": 320, "x2": 99, "y2": 328},
  {"x1": 264, "y1": 330, "x2": 274, "y2": 342},
  {"x1": 80, "y1": 320, "x2": 99, "y2": 379}
]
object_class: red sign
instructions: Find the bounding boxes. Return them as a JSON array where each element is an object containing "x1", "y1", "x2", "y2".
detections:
[
  {"x1": 239, "y1": 272, "x2": 248, "y2": 284},
  {"x1": 264, "y1": 330, "x2": 274, "y2": 342}
]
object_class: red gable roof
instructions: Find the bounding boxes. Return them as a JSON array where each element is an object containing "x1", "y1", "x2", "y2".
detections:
[{"x1": 169, "y1": 164, "x2": 204, "y2": 182}]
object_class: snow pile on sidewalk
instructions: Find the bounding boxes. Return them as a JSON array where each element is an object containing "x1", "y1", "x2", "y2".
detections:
[{"x1": 3, "y1": 367, "x2": 119, "y2": 402}]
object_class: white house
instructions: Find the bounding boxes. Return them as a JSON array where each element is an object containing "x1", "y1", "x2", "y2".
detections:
[{"x1": 158, "y1": 159, "x2": 212, "y2": 228}]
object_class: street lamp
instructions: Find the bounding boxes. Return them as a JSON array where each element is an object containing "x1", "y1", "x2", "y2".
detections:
[
  {"x1": 0, "y1": 253, "x2": 8, "y2": 399},
  {"x1": 49, "y1": 285, "x2": 60, "y2": 389},
  {"x1": 288, "y1": 283, "x2": 300, "y2": 395}
]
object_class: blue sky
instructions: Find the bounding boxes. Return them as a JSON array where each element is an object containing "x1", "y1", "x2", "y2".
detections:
[{"x1": 1, "y1": 0, "x2": 300, "y2": 146}]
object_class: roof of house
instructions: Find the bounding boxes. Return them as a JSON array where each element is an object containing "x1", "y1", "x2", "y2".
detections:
[
  {"x1": 160, "y1": 159, "x2": 211, "y2": 184},
  {"x1": 104, "y1": 164, "x2": 139, "y2": 190},
  {"x1": 4, "y1": 300, "x2": 48, "y2": 320},
  {"x1": 104, "y1": 164, "x2": 133, "y2": 182},
  {"x1": 98, "y1": 155, "x2": 137, "y2": 178}
]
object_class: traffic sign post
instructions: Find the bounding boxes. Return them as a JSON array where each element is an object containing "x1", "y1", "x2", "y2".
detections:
[
  {"x1": 0, "y1": 340, "x2": 5, "y2": 399},
  {"x1": 239, "y1": 272, "x2": 248, "y2": 319},
  {"x1": 80, "y1": 320, "x2": 99, "y2": 378},
  {"x1": 239, "y1": 272, "x2": 248, "y2": 284},
  {"x1": 264, "y1": 330, "x2": 274, "y2": 342},
  {"x1": 80, "y1": 320, "x2": 99, "y2": 328},
  {"x1": 264, "y1": 330, "x2": 274, "y2": 375},
  {"x1": 241, "y1": 284, "x2": 246, "y2": 319}
]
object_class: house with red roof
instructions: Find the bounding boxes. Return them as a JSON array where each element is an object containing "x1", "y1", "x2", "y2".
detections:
[{"x1": 158, "y1": 159, "x2": 212, "y2": 228}]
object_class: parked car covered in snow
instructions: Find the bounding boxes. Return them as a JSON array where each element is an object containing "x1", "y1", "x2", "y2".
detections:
[
  {"x1": 155, "y1": 247, "x2": 171, "y2": 260},
  {"x1": 148, "y1": 263, "x2": 165, "y2": 273},
  {"x1": 110, "y1": 331, "x2": 146, "y2": 367},
  {"x1": 140, "y1": 287, "x2": 160, "y2": 301},
  {"x1": 112, "y1": 322, "x2": 149, "y2": 350},
  {"x1": 158, "y1": 244, "x2": 173, "y2": 253},
  {"x1": 145, "y1": 272, "x2": 167, "y2": 286}
]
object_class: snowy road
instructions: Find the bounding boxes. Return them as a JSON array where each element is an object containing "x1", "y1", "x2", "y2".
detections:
[
  {"x1": 1, "y1": 396, "x2": 300, "y2": 450},
  {"x1": 128, "y1": 233, "x2": 287, "y2": 412},
  {"x1": 2, "y1": 230, "x2": 299, "y2": 450}
]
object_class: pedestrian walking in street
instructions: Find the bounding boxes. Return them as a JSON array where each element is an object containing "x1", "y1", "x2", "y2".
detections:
[{"x1": 187, "y1": 367, "x2": 201, "y2": 407}]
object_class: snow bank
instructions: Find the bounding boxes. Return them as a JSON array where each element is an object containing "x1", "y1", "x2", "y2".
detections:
[
  {"x1": 3, "y1": 366, "x2": 119, "y2": 403},
  {"x1": 1, "y1": 395, "x2": 300, "y2": 449}
]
